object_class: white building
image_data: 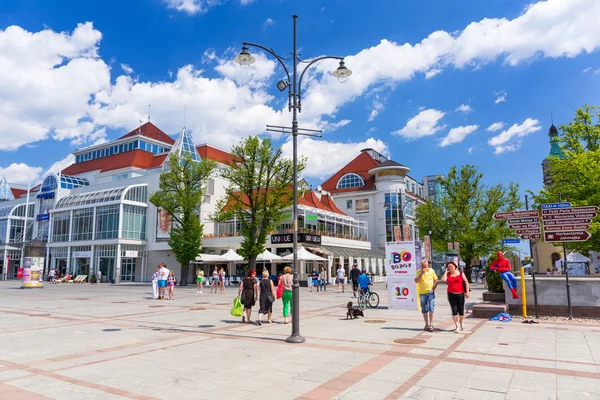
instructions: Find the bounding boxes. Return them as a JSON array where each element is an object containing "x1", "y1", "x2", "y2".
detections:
[
  {"x1": 319, "y1": 148, "x2": 427, "y2": 255},
  {"x1": 1, "y1": 123, "x2": 384, "y2": 283}
]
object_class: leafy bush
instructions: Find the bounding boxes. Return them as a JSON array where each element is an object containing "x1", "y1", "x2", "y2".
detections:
[{"x1": 485, "y1": 254, "x2": 504, "y2": 293}]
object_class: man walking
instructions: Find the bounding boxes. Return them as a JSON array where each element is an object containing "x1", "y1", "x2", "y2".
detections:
[
  {"x1": 415, "y1": 260, "x2": 438, "y2": 332},
  {"x1": 350, "y1": 261, "x2": 361, "y2": 297},
  {"x1": 336, "y1": 264, "x2": 345, "y2": 293},
  {"x1": 158, "y1": 263, "x2": 169, "y2": 300}
]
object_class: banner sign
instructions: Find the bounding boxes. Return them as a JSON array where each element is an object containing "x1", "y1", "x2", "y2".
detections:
[
  {"x1": 385, "y1": 241, "x2": 419, "y2": 311},
  {"x1": 387, "y1": 277, "x2": 418, "y2": 310},
  {"x1": 270, "y1": 233, "x2": 321, "y2": 244},
  {"x1": 385, "y1": 241, "x2": 417, "y2": 276}
]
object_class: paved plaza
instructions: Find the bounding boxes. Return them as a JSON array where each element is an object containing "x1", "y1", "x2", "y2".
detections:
[{"x1": 1, "y1": 281, "x2": 600, "y2": 399}]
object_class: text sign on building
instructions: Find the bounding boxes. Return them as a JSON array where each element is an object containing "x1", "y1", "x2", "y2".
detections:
[
  {"x1": 124, "y1": 251, "x2": 139, "y2": 258},
  {"x1": 270, "y1": 233, "x2": 321, "y2": 245},
  {"x1": 72, "y1": 251, "x2": 91, "y2": 258}
]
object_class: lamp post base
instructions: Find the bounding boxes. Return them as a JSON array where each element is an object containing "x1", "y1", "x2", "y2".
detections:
[{"x1": 285, "y1": 334, "x2": 306, "y2": 344}]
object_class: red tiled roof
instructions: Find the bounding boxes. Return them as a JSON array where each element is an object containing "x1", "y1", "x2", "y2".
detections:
[
  {"x1": 118, "y1": 122, "x2": 175, "y2": 145},
  {"x1": 197, "y1": 145, "x2": 234, "y2": 166},
  {"x1": 319, "y1": 194, "x2": 346, "y2": 215},
  {"x1": 302, "y1": 191, "x2": 331, "y2": 213},
  {"x1": 62, "y1": 150, "x2": 157, "y2": 175},
  {"x1": 10, "y1": 188, "x2": 27, "y2": 198},
  {"x1": 320, "y1": 151, "x2": 380, "y2": 194}
]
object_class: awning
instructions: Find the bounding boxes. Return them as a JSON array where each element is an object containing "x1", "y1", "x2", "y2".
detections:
[{"x1": 305, "y1": 245, "x2": 384, "y2": 260}]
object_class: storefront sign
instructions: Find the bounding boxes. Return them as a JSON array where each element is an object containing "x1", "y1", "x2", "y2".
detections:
[
  {"x1": 377, "y1": 171, "x2": 404, "y2": 177},
  {"x1": 72, "y1": 251, "x2": 91, "y2": 258},
  {"x1": 36, "y1": 192, "x2": 55, "y2": 199},
  {"x1": 270, "y1": 233, "x2": 322, "y2": 244},
  {"x1": 124, "y1": 251, "x2": 139, "y2": 258}
]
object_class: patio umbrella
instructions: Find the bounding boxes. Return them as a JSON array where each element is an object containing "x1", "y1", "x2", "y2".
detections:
[
  {"x1": 281, "y1": 246, "x2": 327, "y2": 261},
  {"x1": 194, "y1": 254, "x2": 226, "y2": 263},
  {"x1": 221, "y1": 248, "x2": 244, "y2": 262},
  {"x1": 256, "y1": 249, "x2": 282, "y2": 275}
]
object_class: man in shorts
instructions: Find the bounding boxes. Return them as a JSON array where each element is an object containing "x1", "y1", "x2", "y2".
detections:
[
  {"x1": 158, "y1": 263, "x2": 169, "y2": 300},
  {"x1": 336, "y1": 264, "x2": 345, "y2": 293},
  {"x1": 414, "y1": 260, "x2": 438, "y2": 332}
]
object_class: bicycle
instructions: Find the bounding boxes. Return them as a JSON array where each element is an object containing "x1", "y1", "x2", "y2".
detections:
[{"x1": 357, "y1": 287, "x2": 380, "y2": 310}]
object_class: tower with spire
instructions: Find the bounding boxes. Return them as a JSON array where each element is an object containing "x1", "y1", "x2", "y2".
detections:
[
  {"x1": 0, "y1": 177, "x2": 15, "y2": 202},
  {"x1": 542, "y1": 122, "x2": 565, "y2": 186},
  {"x1": 164, "y1": 127, "x2": 201, "y2": 166}
]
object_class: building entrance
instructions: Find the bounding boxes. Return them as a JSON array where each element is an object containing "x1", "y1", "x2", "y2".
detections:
[{"x1": 121, "y1": 258, "x2": 136, "y2": 282}]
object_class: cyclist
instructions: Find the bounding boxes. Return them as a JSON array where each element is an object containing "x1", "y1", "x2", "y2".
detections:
[{"x1": 358, "y1": 269, "x2": 371, "y2": 297}]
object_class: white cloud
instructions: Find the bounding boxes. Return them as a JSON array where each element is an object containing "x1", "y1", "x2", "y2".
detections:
[
  {"x1": 121, "y1": 63, "x2": 133, "y2": 74},
  {"x1": 455, "y1": 104, "x2": 473, "y2": 113},
  {"x1": 163, "y1": 0, "x2": 203, "y2": 14},
  {"x1": 262, "y1": 18, "x2": 275, "y2": 31},
  {"x1": 392, "y1": 109, "x2": 445, "y2": 140},
  {"x1": 367, "y1": 97, "x2": 385, "y2": 121},
  {"x1": 595, "y1": 68, "x2": 600, "y2": 75},
  {"x1": 583, "y1": 67, "x2": 592, "y2": 72},
  {"x1": 440, "y1": 125, "x2": 478, "y2": 147},
  {"x1": 494, "y1": 90, "x2": 507, "y2": 104},
  {"x1": 240, "y1": 0, "x2": 256, "y2": 4},
  {"x1": 467, "y1": 147, "x2": 474, "y2": 154},
  {"x1": 282, "y1": 137, "x2": 388, "y2": 179},
  {"x1": 0, "y1": 163, "x2": 43, "y2": 185},
  {"x1": 425, "y1": 68, "x2": 442, "y2": 79},
  {"x1": 489, "y1": 118, "x2": 542, "y2": 154},
  {"x1": 486, "y1": 122, "x2": 505, "y2": 132},
  {"x1": 44, "y1": 154, "x2": 76, "y2": 177}
]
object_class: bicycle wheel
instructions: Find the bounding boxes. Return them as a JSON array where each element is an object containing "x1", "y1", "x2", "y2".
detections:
[
  {"x1": 367, "y1": 292, "x2": 379, "y2": 308},
  {"x1": 358, "y1": 294, "x2": 366, "y2": 310}
]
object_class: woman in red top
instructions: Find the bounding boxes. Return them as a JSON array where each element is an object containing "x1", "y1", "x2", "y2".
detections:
[{"x1": 441, "y1": 262, "x2": 470, "y2": 333}]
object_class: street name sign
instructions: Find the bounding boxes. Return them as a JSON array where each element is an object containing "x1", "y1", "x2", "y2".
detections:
[
  {"x1": 509, "y1": 223, "x2": 541, "y2": 229},
  {"x1": 493, "y1": 210, "x2": 538, "y2": 220},
  {"x1": 502, "y1": 239, "x2": 520, "y2": 244},
  {"x1": 507, "y1": 217, "x2": 539, "y2": 224},
  {"x1": 544, "y1": 231, "x2": 591, "y2": 242},
  {"x1": 520, "y1": 234, "x2": 541, "y2": 240},
  {"x1": 541, "y1": 202, "x2": 572, "y2": 210},
  {"x1": 544, "y1": 224, "x2": 590, "y2": 232},
  {"x1": 542, "y1": 206, "x2": 598, "y2": 215},
  {"x1": 515, "y1": 229, "x2": 543, "y2": 235},
  {"x1": 542, "y1": 213, "x2": 597, "y2": 221},
  {"x1": 542, "y1": 218, "x2": 592, "y2": 226}
]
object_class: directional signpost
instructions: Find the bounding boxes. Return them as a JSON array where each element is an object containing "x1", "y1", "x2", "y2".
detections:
[{"x1": 494, "y1": 209, "x2": 542, "y2": 241}]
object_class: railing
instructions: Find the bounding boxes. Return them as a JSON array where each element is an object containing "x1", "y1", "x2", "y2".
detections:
[{"x1": 203, "y1": 228, "x2": 369, "y2": 242}]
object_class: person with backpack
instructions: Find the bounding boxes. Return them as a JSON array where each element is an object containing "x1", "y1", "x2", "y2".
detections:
[{"x1": 350, "y1": 261, "x2": 361, "y2": 297}]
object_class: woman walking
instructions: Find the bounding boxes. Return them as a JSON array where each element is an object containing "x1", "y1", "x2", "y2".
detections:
[
  {"x1": 196, "y1": 269, "x2": 204, "y2": 293},
  {"x1": 441, "y1": 262, "x2": 470, "y2": 333},
  {"x1": 319, "y1": 267, "x2": 327, "y2": 292},
  {"x1": 280, "y1": 266, "x2": 293, "y2": 324},
  {"x1": 257, "y1": 270, "x2": 275, "y2": 325},
  {"x1": 211, "y1": 266, "x2": 219, "y2": 294},
  {"x1": 219, "y1": 268, "x2": 226, "y2": 294},
  {"x1": 167, "y1": 271, "x2": 177, "y2": 300},
  {"x1": 238, "y1": 270, "x2": 257, "y2": 323}
]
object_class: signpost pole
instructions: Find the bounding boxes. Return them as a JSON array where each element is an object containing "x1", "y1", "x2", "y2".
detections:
[
  {"x1": 558, "y1": 193, "x2": 573, "y2": 320},
  {"x1": 525, "y1": 195, "x2": 539, "y2": 319}
]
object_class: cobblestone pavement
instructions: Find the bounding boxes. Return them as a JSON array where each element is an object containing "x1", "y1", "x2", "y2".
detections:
[{"x1": 1, "y1": 280, "x2": 599, "y2": 399}]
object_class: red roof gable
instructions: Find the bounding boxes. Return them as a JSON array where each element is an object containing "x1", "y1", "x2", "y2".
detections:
[
  {"x1": 119, "y1": 122, "x2": 175, "y2": 145},
  {"x1": 62, "y1": 150, "x2": 157, "y2": 175},
  {"x1": 320, "y1": 194, "x2": 346, "y2": 215},
  {"x1": 10, "y1": 188, "x2": 27, "y2": 198},
  {"x1": 321, "y1": 151, "x2": 380, "y2": 194},
  {"x1": 302, "y1": 191, "x2": 332, "y2": 213},
  {"x1": 197, "y1": 145, "x2": 234, "y2": 166}
]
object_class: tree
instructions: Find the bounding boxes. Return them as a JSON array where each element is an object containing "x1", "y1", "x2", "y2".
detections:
[
  {"x1": 150, "y1": 153, "x2": 216, "y2": 285},
  {"x1": 416, "y1": 165, "x2": 521, "y2": 282},
  {"x1": 532, "y1": 105, "x2": 600, "y2": 252},
  {"x1": 215, "y1": 136, "x2": 305, "y2": 271}
]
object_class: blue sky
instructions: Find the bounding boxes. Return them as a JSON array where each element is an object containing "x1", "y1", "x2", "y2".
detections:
[{"x1": 1, "y1": 0, "x2": 599, "y2": 208}]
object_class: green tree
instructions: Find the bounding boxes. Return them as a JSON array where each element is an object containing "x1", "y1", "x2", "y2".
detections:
[
  {"x1": 150, "y1": 153, "x2": 216, "y2": 285},
  {"x1": 532, "y1": 105, "x2": 600, "y2": 252},
  {"x1": 215, "y1": 136, "x2": 305, "y2": 270},
  {"x1": 416, "y1": 165, "x2": 521, "y2": 282}
]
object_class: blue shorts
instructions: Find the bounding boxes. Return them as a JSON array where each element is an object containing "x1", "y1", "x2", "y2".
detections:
[
  {"x1": 419, "y1": 291, "x2": 435, "y2": 314},
  {"x1": 158, "y1": 280, "x2": 167, "y2": 288}
]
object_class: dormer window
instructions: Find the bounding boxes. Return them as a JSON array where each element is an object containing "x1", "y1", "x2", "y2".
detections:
[{"x1": 336, "y1": 173, "x2": 365, "y2": 189}]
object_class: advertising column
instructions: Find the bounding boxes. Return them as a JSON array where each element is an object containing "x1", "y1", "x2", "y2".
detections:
[
  {"x1": 385, "y1": 241, "x2": 420, "y2": 310},
  {"x1": 21, "y1": 257, "x2": 44, "y2": 289}
]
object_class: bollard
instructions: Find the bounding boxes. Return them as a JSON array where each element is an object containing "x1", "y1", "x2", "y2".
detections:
[{"x1": 520, "y1": 267, "x2": 527, "y2": 318}]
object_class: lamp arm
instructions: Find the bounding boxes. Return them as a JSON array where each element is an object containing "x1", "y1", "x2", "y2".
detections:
[
  {"x1": 243, "y1": 42, "x2": 291, "y2": 83},
  {"x1": 298, "y1": 56, "x2": 344, "y2": 112}
]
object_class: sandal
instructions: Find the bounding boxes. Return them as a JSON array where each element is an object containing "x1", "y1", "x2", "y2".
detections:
[
  {"x1": 428, "y1": 325, "x2": 434, "y2": 332},
  {"x1": 424, "y1": 325, "x2": 430, "y2": 331}
]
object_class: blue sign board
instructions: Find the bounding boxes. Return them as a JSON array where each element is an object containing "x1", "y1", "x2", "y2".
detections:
[
  {"x1": 36, "y1": 213, "x2": 50, "y2": 221},
  {"x1": 36, "y1": 192, "x2": 55, "y2": 200},
  {"x1": 502, "y1": 239, "x2": 521, "y2": 244},
  {"x1": 542, "y1": 202, "x2": 571, "y2": 210}
]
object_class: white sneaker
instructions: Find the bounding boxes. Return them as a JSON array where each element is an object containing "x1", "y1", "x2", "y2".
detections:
[
  {"x1": 197, "y1": 290, "x2": 199, "y2": 293},
  {"x1": 200, "y1": 291, "x2": 203, "y2": 293}
]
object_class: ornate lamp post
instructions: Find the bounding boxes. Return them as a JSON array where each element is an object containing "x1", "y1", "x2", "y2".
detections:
[{"x1": 235, "y1": 15, "x2": 352, "y2": 343}]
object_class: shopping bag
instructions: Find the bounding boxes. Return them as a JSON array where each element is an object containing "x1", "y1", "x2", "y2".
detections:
[
  {"x1": 276, "y1": 277, "x2": 284, "y2": 299},
  {"x1": 231, "y1": 297, "x2": 243, "y2": 317}
]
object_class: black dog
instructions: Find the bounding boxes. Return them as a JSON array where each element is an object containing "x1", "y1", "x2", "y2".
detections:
[{"x1": 346, "y1": 301, "x2": 364, "y2": 320}]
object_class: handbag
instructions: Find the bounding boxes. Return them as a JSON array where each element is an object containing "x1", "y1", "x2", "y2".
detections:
[
  {"x1": 276, "y1": 277, "x2": 284, "y2": 299},
  {"x1": 231, "y1": 297, "x2": 243, "y2": 317},
  {"x1": 462, "y1": 273, "x2": 469, "y2": 293}
]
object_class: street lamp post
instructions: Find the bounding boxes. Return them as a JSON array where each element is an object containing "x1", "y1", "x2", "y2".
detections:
[{"x1": 235, "y1": 15, "x2": 352, "y2": 344}]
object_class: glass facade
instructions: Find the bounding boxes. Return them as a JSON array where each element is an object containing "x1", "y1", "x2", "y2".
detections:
[
  {"x1": 122, "y1": 205, "x2": 146, "y2": 240},
  {"x1": 75, "y1": 140, "x2": 169, "y2": 163},
  {"x1": 71, "y1": 208, "x2": 94, "y2": 241},
  {"x1": 0, "y1": 219, "x2": 7, "y2": 244},
  {"x1": 52, "y1": 211, "x2": 70, "y2": 242},
  {"x1": 56, "y1": 187, "x2": 128, "y2": 209},
  {"x1": 384, "y1": 192, "x2": 401, "y2": 243},
  {"x1": 337, "y1": 173, "x2": 365, "y2": 189},
  {"x1": 95, "y1": 205, "x2": 120, "y2": 239}
]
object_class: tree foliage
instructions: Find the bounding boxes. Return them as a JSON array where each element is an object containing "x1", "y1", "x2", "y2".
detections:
[
  {"x1": 215, "y1": 136, "x2": 305, "y2": 270},
  {"x1": 531, "y1": 105, "x2": 600, "y2": 252},
  {"x1": 149, "y1": 153, "x2": 216, "y2": 285},
  {"x1": 416, "y1": 165, "x2": 521, "y2": 282}
]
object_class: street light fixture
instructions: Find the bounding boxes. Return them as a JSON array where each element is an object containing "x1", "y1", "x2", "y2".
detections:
[{"x1": 235, "y1": 15, "x2": 351, "y2": 344}]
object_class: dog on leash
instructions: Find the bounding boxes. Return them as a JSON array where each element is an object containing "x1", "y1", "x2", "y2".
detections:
[{"x1": 346, "y1": 301, "x2": 364, "y2": 320}]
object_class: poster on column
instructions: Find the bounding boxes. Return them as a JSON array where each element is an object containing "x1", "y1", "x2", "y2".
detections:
[
  {"x1": 21, "y1": 257, "x2": 44, "y2": 288},
  {"x1": 387, "y1": 277, "x2": 418, "y2": 310},
  {"x1": 385, "y1": 241, "x2": 418, "y2": 277}
]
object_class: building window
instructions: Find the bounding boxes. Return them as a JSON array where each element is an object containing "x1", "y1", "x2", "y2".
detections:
[
  {"x1": 0, "y1": 219, "x2": 7, "y2": 244},
  {"x1": 71, "y1": 208, "x2": 94, "y2": 241},
  {"x1": 121, "y1": 205, "x2": 146, "y2": 240},
  {"x1": 356, "y1": 199, "x2": 369, "y2": 212},
  {"x1": 418, "y1": 187, "x2": 422, "y2": 198},
  {"x1": 95, "y1": 205, "x2": 119, "y2": 240},
  {"x1": 52, "y1": 211, "x2": 70, "y2": 242},
  {"x1": 204, "y1": 195, "x2": 210, "y2": 204},
  {"x1": 384, "y1": 193, "x2": 401, "y2": 242},
  {"x1": 346, "y1": 200, "x2": 353, "y2": 209},
  {"x1": 337, "y1": 173, "x2": 365, "y2": 189}
]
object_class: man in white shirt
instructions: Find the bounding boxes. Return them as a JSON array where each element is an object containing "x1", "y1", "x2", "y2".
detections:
[
  {"x1": 158, "y1": 263, "x2": 170, "y2": 300},
  {"x1": 336, "y1": 264, "x2": 345, "y2": 294},
  {"x1": 151, "y1": 266, "x2": 159, "y2": 299}
]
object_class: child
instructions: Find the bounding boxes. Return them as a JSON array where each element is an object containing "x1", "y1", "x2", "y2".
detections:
[
  {"x1": 196, "y1": 269, "x2": 204, "y2": 293},
  {"x1": 167, "y1": 271, "x2": 177, "y2": 300}
]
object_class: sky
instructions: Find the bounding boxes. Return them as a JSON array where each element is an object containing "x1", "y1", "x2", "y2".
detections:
[{"x1": 0, "y1": 1, "x2": 599, "y2": 216}]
